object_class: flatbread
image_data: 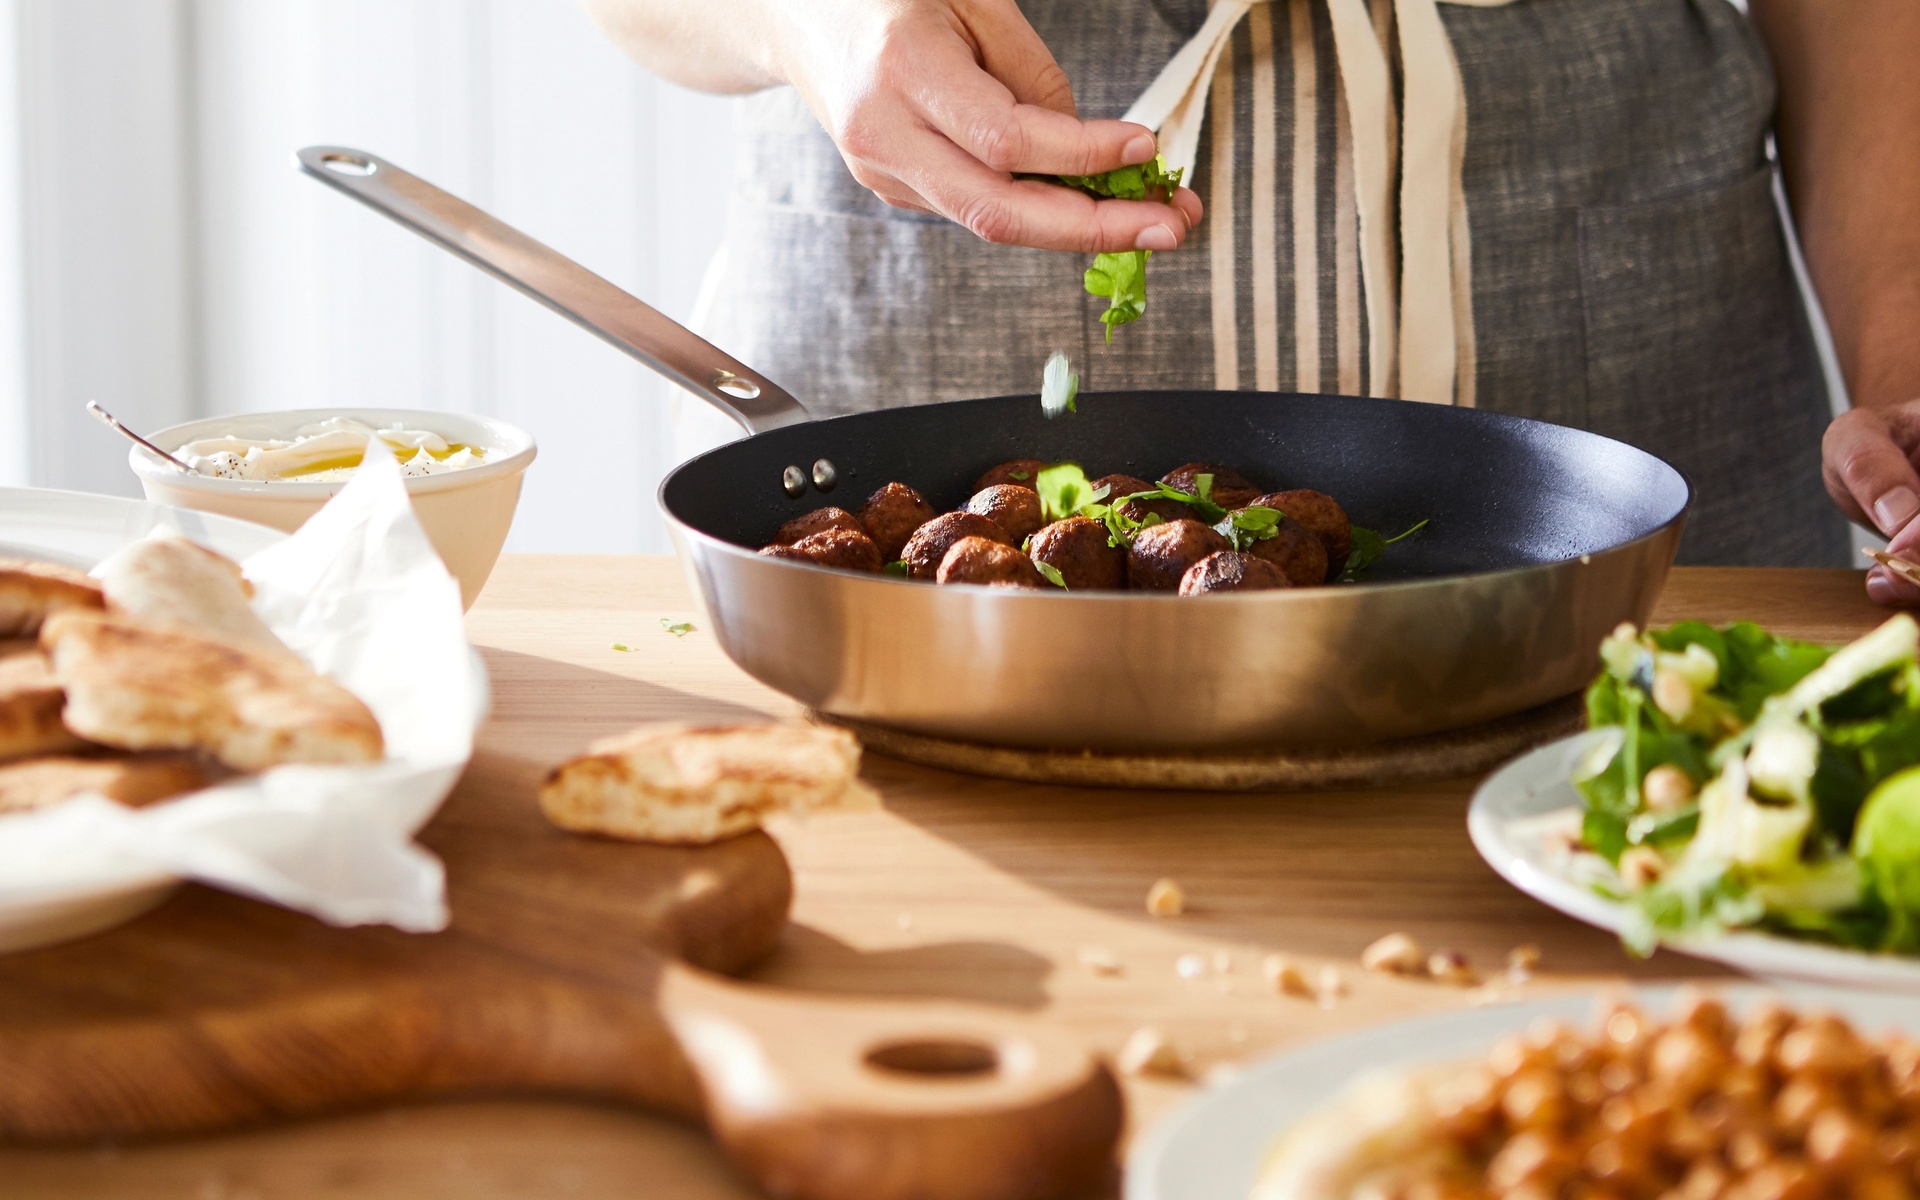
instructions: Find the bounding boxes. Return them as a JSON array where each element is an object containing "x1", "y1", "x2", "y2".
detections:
[
  {"x1": 0, "y1": 753, "x2": 211, "y2": 815},
  {"x1": 0, "y1": 643, "x2": 87, "y2": 762},
  {"x1": 42, "y1": 611, "x2": 383, "y2": 772},
  {"x1": 540, "y1": 722, "x2": 878, "y2": 844},
  {"x1": 0, "y1": 559, "x2": 104, "y2": 638},
  {"x1": 94, "y1": 536, "x2": 295, "y2": 662}
]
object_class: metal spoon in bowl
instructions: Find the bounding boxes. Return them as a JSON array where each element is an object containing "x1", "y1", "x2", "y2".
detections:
[{"x1": 86, "y1": 402, "x2": 192, "y2": 473}]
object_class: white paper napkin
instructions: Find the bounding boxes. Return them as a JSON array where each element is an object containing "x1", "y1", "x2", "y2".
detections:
[{"x1": 0, "y1": 441, "x2": 483, "y2": 931}]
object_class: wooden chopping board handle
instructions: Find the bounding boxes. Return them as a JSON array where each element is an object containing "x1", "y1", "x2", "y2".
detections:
[{"x1": 663, "y1": 965, "x2": 1123, "y2": 1200}]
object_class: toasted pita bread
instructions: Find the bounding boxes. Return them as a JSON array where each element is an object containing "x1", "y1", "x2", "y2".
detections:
[
  {"x1": 540, "y1": 722, "x2": 877, "y2": 844},
  {"x1": 0, "y1": 559, "x2": 104, "y2": 638},
  {"x1": 0, "y1": 643, "x2": 87, "y2": 761},
  {"x1": 41, "y1": 611, "x2": 383, "y2": 771},
  {"x1": 0, "y1": 753, "x2": 211, "y2": 814},
  {"x1": 95, "y1": 535, "x2": 295, "y2": 662}
]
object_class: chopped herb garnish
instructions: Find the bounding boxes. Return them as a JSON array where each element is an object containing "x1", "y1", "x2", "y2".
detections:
[
  {"x1": 1009, "y1": 471, "x2": 1030, "y2": 482},
  {"x1": 612, "y1": 642, "x2": 632, "y2": 652},
  {"x1": 1034, "y1": 560, "x2": 1068, "y2": 589},
  {"x1": 1040, "y1": 352, "x2": 1079, "y2": 418},
  {"x1": 1055, "y1": 156, "x2": 1185, "y2": 342},
  {"x1": 1100, "y1": 501, "x2": 1161, "y2": 548},
  {"x1": 884, "y1": 560, "x2": 910, "y2": 576},
  {"x1": 660, "y1": 618, "x2": 695, "y2": 637},
  {"x1": 1034, "y1": 462, "x2": 1110, "y2": 523},
  {"x1": 1214, "y1": 505, "x2": 1285, "y2": 552},
  {"x1": 1340, "y1": 519, "x2": 1429, "y2": 580}
]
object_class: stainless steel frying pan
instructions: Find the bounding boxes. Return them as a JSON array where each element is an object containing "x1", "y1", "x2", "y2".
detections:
[{"x1": 298, "y1": 145, "x2": 1688, "y2": 752}]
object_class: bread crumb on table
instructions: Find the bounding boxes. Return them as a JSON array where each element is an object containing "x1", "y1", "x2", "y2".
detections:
[
  {"x1": 1361, "y1": 931, "x2": 1425, "y2": 974},
  {"x1": 1263, "y1": 954, "x2": 1314, "y2": 998},
  {"x1": 1145, "y1": 877, "x2": 1185, "y2": 917},
  {"x1": 1117, "y1": 1026, "x2": 1187, "y2": 1079}
]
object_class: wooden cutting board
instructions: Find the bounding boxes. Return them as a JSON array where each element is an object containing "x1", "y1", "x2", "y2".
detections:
[{"x1": 0, "y1": 751, "x2": 1121, "y2": 1200}]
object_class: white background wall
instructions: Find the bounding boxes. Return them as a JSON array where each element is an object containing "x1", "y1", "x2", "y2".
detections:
[{"x1": 0, "y1": 0, "x2": 736, "y2": 553}]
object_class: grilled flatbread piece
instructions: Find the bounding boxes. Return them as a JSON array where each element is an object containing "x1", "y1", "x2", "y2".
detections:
[
  {"x1": 95, "y1": 536, "x2": 295, "y2": 662},
  {"x1": 540, "y1": 722, "x2": 878, "y2": 844},
  {"x1": 0, "y1": 753, "x2": 211, "y2": 814},
  {"x1": 0, "y1": 642, "x2": 87, "y2": 761},
  {"x1": 0, "y1": 559, "x2": 104, "y2": 638},
  {"x1": 41, "y1": 611, "x2": 383, "y2": 771}
]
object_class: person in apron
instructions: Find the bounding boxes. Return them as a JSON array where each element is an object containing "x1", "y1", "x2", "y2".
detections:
[{"x1": 587, "y1": 1, "x2": 1920, "y2": 593}]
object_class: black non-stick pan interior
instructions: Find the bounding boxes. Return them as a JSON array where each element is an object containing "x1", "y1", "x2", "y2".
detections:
[{"x1": 662, "y1": 390, "x2": 1690, "y2": 582}]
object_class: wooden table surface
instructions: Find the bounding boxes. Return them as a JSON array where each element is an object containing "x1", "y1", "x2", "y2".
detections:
[{"x1": 0, "y1": 559, "x2": 1890, "y2": 1199}]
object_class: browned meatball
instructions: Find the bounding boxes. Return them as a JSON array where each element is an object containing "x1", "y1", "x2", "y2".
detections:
[
  {"x1": 936, "y1": 537, "x2": 1045, "y2": 588},
  {"x1": 900, "y1": 511, "x2": 1010, "y2": 580},
  {"x1": 1245, "y1": 519, "x2": 1329, "y2": 587},
  {"x1": 1029, "y1": 516, "x2": 1126, "y2": 590},
  {"x1": 758, "y1": 527, "x2": 882, "y2": 572},
  {"x1": 1097, "y1": 473, "x2": 1190, "y2": 526},
  {"x1": 973, "y1": 458, "x2": 1048, "y2": 493},
  {"x1": 772, "y1": 505, "x2": 864, "y2": 546},
  {"x1": 1126, "y1": 519, "x2": 1231, "y2": 591},
  {"x1": 1160, "y1": 462, "x2": 1262, "y2": 510},
  {"x1": 1178, "y1": 551, "x2": 1288, "y2": 595},
  {"x1": 858, "y1": 482, "x2": 937, "y2": 561},
  {"x1": 1253, "y1": 489, "x2": 1352, "y2": 567},
  {"x1": 963, "y1": 484, "x2": 1044, "y2": 544}
]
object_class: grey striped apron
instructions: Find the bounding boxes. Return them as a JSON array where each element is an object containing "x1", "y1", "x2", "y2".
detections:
[{"x1": 689, "y1": 0, "x2": 1848, "y2": 567}]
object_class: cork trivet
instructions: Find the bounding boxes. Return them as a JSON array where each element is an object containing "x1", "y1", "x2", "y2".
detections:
[{"x1": 814, "y1": 698, "x2": 1585, "y2": 792}]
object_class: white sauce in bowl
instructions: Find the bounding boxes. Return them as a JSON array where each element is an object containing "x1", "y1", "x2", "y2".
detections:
[{"x1": 178, "y1": 417, "x2": 487, "y2": 482}]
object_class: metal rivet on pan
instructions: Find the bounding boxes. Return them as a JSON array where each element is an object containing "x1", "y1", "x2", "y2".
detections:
[
  {"x1": 782, "y1": 466, "x2": 807, "y2": 497},
  {"x1": 811, "y1": 459, "x2": 838, "y2": 492},
  {"x1": 714, "y1": 371, "x2": 761, "y2": 401}
]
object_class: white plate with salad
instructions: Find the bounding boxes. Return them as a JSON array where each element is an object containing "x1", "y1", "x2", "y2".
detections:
[{"x1": 1469, "y1": 615, "x2": 1920, "y2": 992}]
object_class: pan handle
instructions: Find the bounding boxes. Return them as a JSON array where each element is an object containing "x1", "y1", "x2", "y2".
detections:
[{"x1": 295, "y1": 146, "x2": 809, "y2": 435}]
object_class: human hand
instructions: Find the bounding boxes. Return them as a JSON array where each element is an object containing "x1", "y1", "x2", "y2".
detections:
[
  {"x1": 1823, "y1": 400, "x2": 1920, "y2": 603},
  {"x1": 766, "y1": 0, "x2": 1203, "y2": 251}
]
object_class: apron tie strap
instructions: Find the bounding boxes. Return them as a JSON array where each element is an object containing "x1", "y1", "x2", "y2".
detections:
[{"x1": 1123, "y1": 0, "x2": 1513, "y2": 404}]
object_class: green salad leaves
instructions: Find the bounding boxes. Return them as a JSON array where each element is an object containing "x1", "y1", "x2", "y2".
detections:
[
  {"x1": 1055, "y1": 157, "x2": 1185, "y2": 342},
  {"x1": 1573, "y1": 615, "x2": 1920, "y2": 955}
]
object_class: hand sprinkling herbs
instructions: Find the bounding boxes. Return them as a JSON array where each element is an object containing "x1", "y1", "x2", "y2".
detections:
[
  {"x1": 1040, "y1": 352, "x2": 1079, "y2": 419},
  {"x1": 1054, "y1": 157, "x2": 1186, "y2": 342}
]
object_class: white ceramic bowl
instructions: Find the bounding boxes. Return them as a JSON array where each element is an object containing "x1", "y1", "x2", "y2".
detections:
[{"x1": 130, "y1": 408, "x2": 535, "y2": 609}]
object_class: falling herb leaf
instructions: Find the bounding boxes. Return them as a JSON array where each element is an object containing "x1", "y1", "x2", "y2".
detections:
[
  {"x1": 884, "y1": 560, "x2": 910, "y2": 576},
  {"x1": 660, "y1": 618, "x2": 695, "y2": 637},
  {"x1": 1041, "y1": 352, "x2": 1079, "y2": 418},
  {"x1": 1340, "y1": 518, "x2": 1429, "y2": 580},
  {"x1": 1034, "y1": 560, "x2": 1068, "y2": 589},
  {"x1": 1056, "y1": 156, "x2": 1185, "y2": 341},
  {"x1": 1034, "y1": 462, "x2": 1111, "y2": 523}
]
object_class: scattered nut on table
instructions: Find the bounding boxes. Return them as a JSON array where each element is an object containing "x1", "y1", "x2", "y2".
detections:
[
  {"x1": 1077, "y1": 945, "x2": 1123, "y2": 977},
  {"x1": 1426, "y1": 949, "x2": 1479, "y2": 986},
  {"x1": 1263, "y1": 954, "x2": 1313, "y2": 998},
  {"x1": 1506, "y1": 943, "x2": 1541, "y2": 982},
  {"x1": 1145, "y1": 878, "x2": 1185, "y2": 917},
  {"x1": 1361, "y1": 931, "x2": 1425, "y2": 974},
  {"x1": 1117, "y1": 1026, "x2": 1187, "y2": 1079}
]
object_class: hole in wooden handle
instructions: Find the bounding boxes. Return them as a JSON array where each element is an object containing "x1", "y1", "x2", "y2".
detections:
[{"x1": 864, "y1": 1038, "x2": 999, "y2": 1079}]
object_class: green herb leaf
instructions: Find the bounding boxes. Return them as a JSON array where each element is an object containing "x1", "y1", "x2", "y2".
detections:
[
  {"x1": 1040, "y1": 351, "x2": 1079, "y2": 418},
  {"x1": 884, "y1": 560, "x2": 910, "y2": 576},
  {"x1": 612, "y1": 642, "x2": 632, "y2": 652},
  {"x1": 1034, "y1": 462, "x2": 1110, "y2": 522},
  {"x1": 1339, "y1": 518, "x2": 1428, "y2": 580},
  {"x1": 1034, "y1": 560, "x2": 1068, "y2": 589},
  {"x1": 1059, "y1": 157, "x2": 1184, "y2": 342},
  {"x1": 660, "y1": 619, "x2": 694, "y2": 638},
  {"x1": 1212, "y1": 505, "x2": 1284, "y2": 552},
  {"x1": 1084, "y1": 251, "x2": 1150, "y2": 343}
]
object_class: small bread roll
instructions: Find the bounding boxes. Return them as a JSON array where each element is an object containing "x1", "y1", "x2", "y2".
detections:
[{"x1": 540, "y1": 722, "x2": 877, "y2": 845}]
